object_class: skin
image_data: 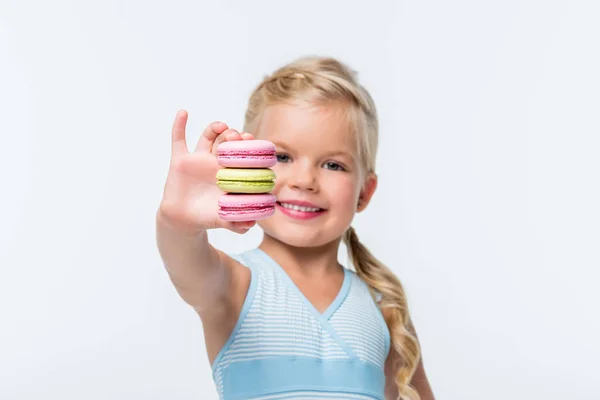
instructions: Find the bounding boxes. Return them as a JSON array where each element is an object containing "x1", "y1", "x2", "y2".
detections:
[
  {"x1": 157, "y1": 104, "x2": 435, "y2": 400},
  {"x1": 255, "y1": 102, "x2": 435, "y2": 400}
]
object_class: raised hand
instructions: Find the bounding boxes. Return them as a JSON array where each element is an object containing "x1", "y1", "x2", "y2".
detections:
[{"x1": 158, "y1": 110, "x2": 256, "y2": 235}]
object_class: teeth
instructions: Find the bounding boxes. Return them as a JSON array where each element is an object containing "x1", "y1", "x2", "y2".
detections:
[{"x1": 280, "y1": 203, "x2": 321, "y2": 212}]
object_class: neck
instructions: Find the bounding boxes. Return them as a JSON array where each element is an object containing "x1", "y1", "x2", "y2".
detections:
[{"x1": 258, "y1": 234, "x2": 343, "y2": 278}]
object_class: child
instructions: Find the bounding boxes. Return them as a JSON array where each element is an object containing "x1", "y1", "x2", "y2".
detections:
[{"x1": 156, "y1": 56, "x2": 435, "y2": 400}]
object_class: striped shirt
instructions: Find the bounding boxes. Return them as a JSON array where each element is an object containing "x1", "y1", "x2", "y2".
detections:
[{"x1": 211, "y1": 248, "x2": 391, "y2": 400}]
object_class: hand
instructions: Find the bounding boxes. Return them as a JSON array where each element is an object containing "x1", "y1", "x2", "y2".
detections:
[{"x1": 158, "y1": 110, "x2": 256, "y2": 235}]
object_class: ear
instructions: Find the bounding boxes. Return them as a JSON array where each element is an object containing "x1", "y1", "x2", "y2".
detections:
[{"x1": 357, "y1": 173, "x2": 378, "y2": 213}]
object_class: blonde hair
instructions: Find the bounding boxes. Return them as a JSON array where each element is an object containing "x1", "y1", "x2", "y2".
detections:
[{"x1": 243, "y1": 56, "x2": 421, "y2": 400}]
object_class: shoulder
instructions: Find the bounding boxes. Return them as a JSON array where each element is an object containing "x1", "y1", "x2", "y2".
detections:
[
  {"x1": 346, "y1": 268, "x2": 384, "y2": 304},
  {"x1": 198, "y1": 249, "x2": 255, "y2": 365},
  {"x1": 220, "y1": 248, "x2": 267, "y2": 276},
  {"x1": 218, "y1": 249, "x2": 259, "y2": 300},
  {"x1": 215, "y1": 248, "x2": 254, "y2": 305},
  {"x1": 224, "y1": 251, "x2": 250, "y2": 268}
]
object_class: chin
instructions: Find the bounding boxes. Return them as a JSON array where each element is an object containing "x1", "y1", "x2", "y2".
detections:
[
  {"x1": 260, "y1": 226, "x2": 326, "y2": 248},
  {"x1": 258, "y1": 215, "x2": 349, "y2": 249}
]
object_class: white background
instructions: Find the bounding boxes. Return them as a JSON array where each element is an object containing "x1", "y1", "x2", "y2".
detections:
[{"x1": 1, "y1": 0, "x2": 599, "y2": 399}]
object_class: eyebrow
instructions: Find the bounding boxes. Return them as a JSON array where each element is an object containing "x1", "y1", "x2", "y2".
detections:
[
  {"x1": 322, "y1": 150, "x2": 356, "y2": 162},
  {"x1": 271, "y1": 141, "x2": 290, "y2": 151}
]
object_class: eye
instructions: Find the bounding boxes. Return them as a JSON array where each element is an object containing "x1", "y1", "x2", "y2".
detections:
[
  {"x1": 324, "y1": 161, "x2": 345, "y2": 171},
  {"x1": 276, "y1": 153, "x2": 290, "y2": 163}
]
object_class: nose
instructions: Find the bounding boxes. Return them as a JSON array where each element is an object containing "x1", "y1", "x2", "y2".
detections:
[{"x1": 287, "y1": 161, "x2": 319, "y2": 192}]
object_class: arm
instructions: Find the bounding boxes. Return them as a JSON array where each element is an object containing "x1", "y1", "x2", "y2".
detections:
[
  {"x1": 156, "y1": 110, "x2": 254, "y2": 316},
  {"x1": 383, "y1": 312, "x2": 435, "y2": 400},
  {"x1": 156, "y1": 212, "x2": 228, "y2": 315},
  {"x1": 384, "y1": 345, "x2": 435, "y2": 400}
]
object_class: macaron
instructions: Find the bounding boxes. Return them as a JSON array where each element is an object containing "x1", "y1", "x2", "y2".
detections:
[
  {"x1": 216, "y1": 168, "x2": 276, "y2": 193},
  {"x1": 217, "y1": 139, "x2": 277, "y2": 168},
  {"x1": 218, "y1": 193, "x2": 276, "y2": 221}
]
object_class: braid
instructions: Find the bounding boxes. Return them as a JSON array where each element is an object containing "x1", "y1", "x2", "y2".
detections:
[
  {"x1": 343, "y1": 226, "x2": 421, "y2": 400},
  {"x1": 241, "y1": 55, "x2": 418, "y2": 398}
]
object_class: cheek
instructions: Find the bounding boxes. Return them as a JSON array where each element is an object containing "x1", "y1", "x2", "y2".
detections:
[
  {"x1": 270, "y1": 165, "x2": 361, "y2": 205},
  {"x1": 323, "y1": 174, "x2": 360, "y2": 206}
]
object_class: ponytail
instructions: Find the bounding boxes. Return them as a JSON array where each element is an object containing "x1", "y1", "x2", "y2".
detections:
[{"x1": 343, "y1": 226, "x2": 421, "y2": 400}]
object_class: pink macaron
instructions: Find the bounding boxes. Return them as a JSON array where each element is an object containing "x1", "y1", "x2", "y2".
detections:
[
  {"x1": 217, "y1": 139, "x2": 277, "y2": 168},
  {"x1": 218, "y1": 193, "x2": 277, "y2": 221}
]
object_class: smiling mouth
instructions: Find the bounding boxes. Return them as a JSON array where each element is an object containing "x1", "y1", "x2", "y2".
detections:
[{"x1": 276, "y1": 202, "x2": 325, "y2": 213}]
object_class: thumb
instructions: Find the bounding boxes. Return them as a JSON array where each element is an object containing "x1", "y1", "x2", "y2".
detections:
[{"x1": 222, "y1": 220, "x2": 257, "y2": 234}]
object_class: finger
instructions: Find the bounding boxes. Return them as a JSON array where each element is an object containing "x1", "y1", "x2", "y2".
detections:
[
  {"x1": 233, "y1": 220, "x2": 256, "y2": 229},
  {"x1": 171, "y1": 110, "x2": 189, "y2": 156},
  {"x1": 240, "y1": 132, "x2": 255, "y2": 140},
  {"x1": 221, "y1": 220, "x2": 256, "y2": 234},
  {"x1": 210, "y1": 128, "x2": 242, "y2": 156},
  {"x1": 194, "y1": 121, "x2": 229, "y2": 153},
  {"x1": 233, "y1": 221, "x2": 256, "y2": 234}
]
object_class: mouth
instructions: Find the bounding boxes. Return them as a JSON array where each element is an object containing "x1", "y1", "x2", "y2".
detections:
[
  {"x1": 277, "y1": 202, "x2": 324, "y2": 212},
  {"x1": 276, "y1": 201, "x2": 327, "y2": 220}
]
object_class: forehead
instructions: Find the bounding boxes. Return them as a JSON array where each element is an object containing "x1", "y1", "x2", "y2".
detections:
[{"x1": 256, "y1": 102, "x2": 357, "y2": 154}]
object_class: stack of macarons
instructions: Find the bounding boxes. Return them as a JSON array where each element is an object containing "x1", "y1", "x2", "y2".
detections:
[{"x1": 216, "y1": 139, "x2": 277, "y2": 221}]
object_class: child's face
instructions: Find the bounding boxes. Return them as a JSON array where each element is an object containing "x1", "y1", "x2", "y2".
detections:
[{"x1": 255, "y1": 102, "x2": 377, "y2": 248}]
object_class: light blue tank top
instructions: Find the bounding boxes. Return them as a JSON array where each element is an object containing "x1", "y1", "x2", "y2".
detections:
[{"x1": 211, "y1": 248, "x2": 391, "y2": 399}]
